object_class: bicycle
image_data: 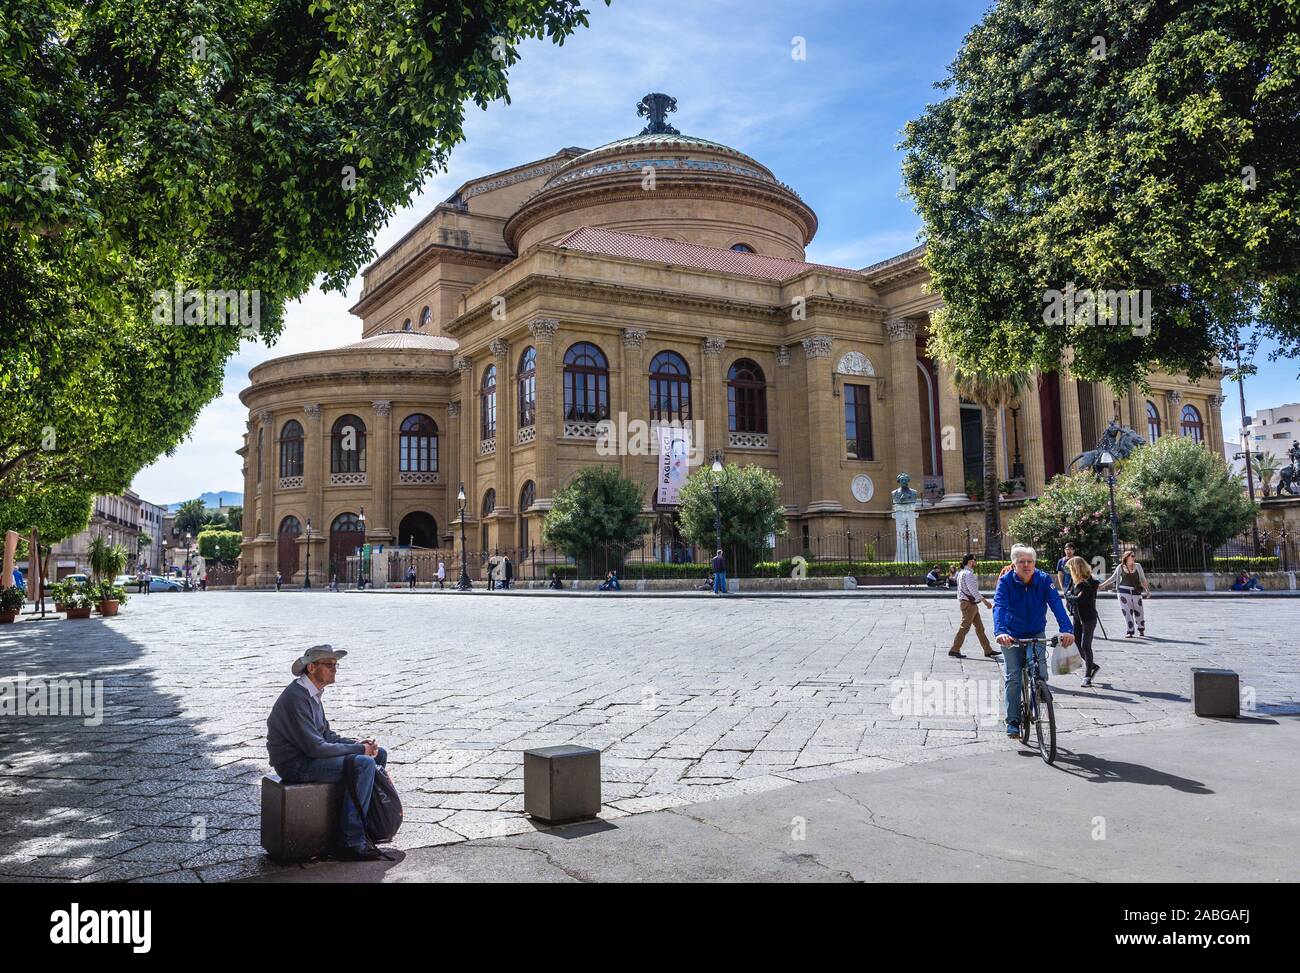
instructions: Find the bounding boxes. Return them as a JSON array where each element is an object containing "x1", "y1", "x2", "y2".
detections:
[{"x1": 1008, "y1": 636, "x2": 1059, "y2": 764}]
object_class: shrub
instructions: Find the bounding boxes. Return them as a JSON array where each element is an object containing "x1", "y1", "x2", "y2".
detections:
[
  {"x1": 1009, "y1": 471, "x2": 1146, "y2": 566},
  {"x1": 677, "y1": 463, "x2": 787, "y2": 551},
  {"x1": 1118, "y1": 435, "x2": 1255, "y2": 546},
  {"x1": 0, "y1": 585, "x2": 25, "y2": 613},
  {"x1": 543, "y1": 467, "x2": 649, "y2": 571},
  {"x1": 197, "y1": 529, "x2": 243, "y2": 564},
  {"x1": 1212, "y1": 556, "x2": 1280, "y2": 573}
]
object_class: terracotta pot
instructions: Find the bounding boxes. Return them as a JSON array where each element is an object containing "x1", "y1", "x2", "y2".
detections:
[
  {"x1": 97, "y1": 600, "x2": 120, "y2": 617},
  {"x1": 0, "y1": 611, "x2": 16, "y2": 624},
  {"x1": 64, "y1": 606, "x2": 92, "y2": 619},
  {"x1": 54, "y1": 602, "x2": 68, "y2": 612}
]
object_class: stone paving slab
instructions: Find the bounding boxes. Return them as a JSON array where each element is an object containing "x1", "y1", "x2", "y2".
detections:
[{"x1": 0, "y1": 592, "x2": 1295, "y2": 882}]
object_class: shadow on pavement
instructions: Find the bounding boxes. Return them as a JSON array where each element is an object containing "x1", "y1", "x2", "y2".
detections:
[{"x1": 1045, "y1": 749, "x2": 1213, "y2": 793}]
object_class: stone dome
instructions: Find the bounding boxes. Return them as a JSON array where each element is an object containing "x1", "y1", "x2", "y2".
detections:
[
  {"x1": 504, "y1": 94, "x2": 818, "y2": 260},
  {"x1": 344, "y1": 330, "x2": 459, "y2": 352}
]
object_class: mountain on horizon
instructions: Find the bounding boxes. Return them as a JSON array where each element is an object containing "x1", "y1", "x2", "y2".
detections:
[{"x1": 166, "y1": 491, "x2": 243, "y2": 512}]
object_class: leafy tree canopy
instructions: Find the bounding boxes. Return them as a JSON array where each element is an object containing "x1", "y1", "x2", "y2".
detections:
[
  {"x1": 1, "y1": 0, "x2": 604, "y2": 507},
  {"x1": 1117, "y1": 434, "x2": 1255, "y2": 544},
  {"x1": 0, "y1": 484, "x2": 93, "y2": 544},
  {"x1": 901, "y1": 0, "x2": 1300, "y2": 388},
  {"x1": 542, "y1": 466, "x2": 647, "y2": 560},
  {"x1": 1009, "y1": 470, "x2": 1145, "y2": 568},
  {"x1": 677, "y1": 463, "x2": 787, "y2": 552}
]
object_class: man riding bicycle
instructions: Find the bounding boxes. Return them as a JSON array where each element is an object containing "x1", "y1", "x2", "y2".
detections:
[{"x1": 993, "y1": 544, "x2": 1075, "y2": 739}]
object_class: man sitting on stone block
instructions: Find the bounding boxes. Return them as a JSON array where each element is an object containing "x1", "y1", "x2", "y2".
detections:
[{"x1": 267, "y1": 644, "x2": 387, "y2": 861}]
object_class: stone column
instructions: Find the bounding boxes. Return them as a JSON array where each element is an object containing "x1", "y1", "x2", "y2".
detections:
[
  {"x1": 239, "y1": 424, "x2": 255, "y2": 585},
  {"x1": 255, "y1": 409, "x2": 276, "y2": 584},
  {"x1": 1059, "y1": 357, "x2": 1085, "y2": 469},
  {"x1": 368, "y1": 400, "x2": 394, "y2": 543},
  {"x1": 527, "y1": 318, "x2": 559, "y2": 507},
  {"x1": 1207, "y1": 394, "x2": 1225, "y2": 453},
  {"x1": 1165, "y1": 390, "x2": 1183, "y2": 439},
  {"x1": 1019, "y1": 376, "x2": 1047, "y2": 498},
  {"x1": 886, "y1": 318, "x2": 924, "y2": 492},
  {"x1": 445, "y1": 400, "x2": 461, "y2": 543},
  {"x1": 774, "y1": 345, "x2": 799, "y2": 514},
  {"x1": 702, "y1": 336, "x2": 727, "y2": 461},
  {"x1": 621, "y1": 328, "x2": 647, "y2": 481},
  {"x1": 456, "y1": 356, "x2": 476, "y2": 557},
  {"x1": 801, "y1": 335, "x2": 842, "y2": 512},
  {"x1": 935, "y1": 360, "x2": 968, "y2": 504},
  {"x1": 303, "y1": 404, "x2": 324, "y2": 583},
  {"x1": 490, "y1": 338, "x2": 513, "y2": 539},
  {"x1": 1126, "y1": 383, "x2": 1143, "y2": 435}
]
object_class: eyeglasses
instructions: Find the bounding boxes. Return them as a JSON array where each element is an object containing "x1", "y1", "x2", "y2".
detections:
[{"x1": 313, "y1": 661, "x2": 339, "y2": 669}]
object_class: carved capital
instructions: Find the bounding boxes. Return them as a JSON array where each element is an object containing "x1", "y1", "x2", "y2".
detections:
[
  {"x1": 801, "y1": 335, "x2": 833, "y2": 359},
  {"x1": 885, "y1": 317, "x2": 917, "y2": 342},
  {"x1": 303, "y1": 404, "x2": 322, "y2": 419},
  {"x1": 1210, "y1": 394, "x2": 1226, "y2": 409},
  {"x1": 372, "y1": 400, "x2": 391, "y2": 417},
  {"x1": 623, "y1": 327, "x2": 647, "y2": 349},
  {"x1": 447, "y1": 401, "x2": 461, "y2": 419},
  {"x1": 1166, "y1": 389, "x2": 1183, "y2": 406},
  {"x1": 489, "y1": 338, "x2": 510, "y2": 359},
  {"x1": 776, "y1": 345, "x2": 791, "y2": 367},
  {"x1": 702, "y1": 336, "x2": 727, "y2": 358},
  {"x1": 257, "y1": 409, "x2": 273, "y2": 425},
  {"x1": 455, "y1": 356, "x2": 474, "y2": 374},
  {"x1": 527, "y1": 317, "x2": 559, "y2": 343}
]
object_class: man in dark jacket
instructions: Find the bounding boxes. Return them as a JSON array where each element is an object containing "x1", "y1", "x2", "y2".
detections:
[
  {"x1": 266, "y1": 645, "x2": 387, "y2": 860},
  {"x1": 711, "y1": 549, "x2": 727, "y2": 595}
]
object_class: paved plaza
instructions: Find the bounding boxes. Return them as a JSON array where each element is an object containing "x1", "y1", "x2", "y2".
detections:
[{"x1": 1, "y1": 591, "x2": 1296, "y2": 882}]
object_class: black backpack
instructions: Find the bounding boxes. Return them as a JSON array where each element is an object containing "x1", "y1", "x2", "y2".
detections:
[{"x1": 343, "y1": 754, "x2": 403, "y2": 847}]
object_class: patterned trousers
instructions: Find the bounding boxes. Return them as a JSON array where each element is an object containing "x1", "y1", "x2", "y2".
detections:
[{"x1": 1118, "y1": 586, "x2": 1144, "y2": 633}]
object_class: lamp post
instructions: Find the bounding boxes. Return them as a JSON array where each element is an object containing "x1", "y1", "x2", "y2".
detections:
[
  {"x1": 1099, "y1": 449, "x2": 1120, "y2": 570},
  {"x1": 184, "y1": 532, "x2": 193, "y2": 590},
  {"x1": 303, "y1": 517, "x2": 313, "y2": 589},
  {"x1": 710, "y1": 450, "x2": 724, "y2": 557},
  {"x1": 456, "y1": 484, "x2": 471, "y2": 590},
  {"x1": 356, "y1": 506, "x2": 366, "y2": 588}
]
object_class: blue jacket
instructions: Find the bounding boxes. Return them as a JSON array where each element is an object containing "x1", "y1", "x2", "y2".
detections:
[{"x1": 993, "y1": 568, "x2": 1074, "y2": 639}]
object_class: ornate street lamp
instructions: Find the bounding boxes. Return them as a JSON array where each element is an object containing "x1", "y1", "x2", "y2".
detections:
[
  {"x1": 184, "y1": 532, "x2": 193, "y2": 590},
  {"x1": 711, "y1": 450, "x2": 724, "y2": 558},
  {"x1": 1099, "y1": 449, "x2": 1120, "y2": 570},
  {"x1": 303, "y1": 517, "x2": 313, "y2": 589},
  {"x1": 356, "y1": 506, "x2": 366, "y2": 588},
  {"x1": 456, "y1": 484, "x2": 471, "y2": 590}
]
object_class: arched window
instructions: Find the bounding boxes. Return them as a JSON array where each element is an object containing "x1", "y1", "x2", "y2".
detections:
[
  {"x1": 563, "y1": 342, "x2": 609, "y2": 422},
  {"x1": 517, "y1": 346, "x2": 537, "y2": 428},
  {"x1": 480, "y1": 365, "x2": 497, "y2": 440},
  {"x1": 730, "y1": 243, "x2": 755, "y2": 253},
  {"x1": 331, "y1": 415, "x2": 366, "y2": 473},
  {"x1": 1146, "y1": 401, "x2": 1162, "y2": 441},
  {"x1": 649, "y1": 350, "x2": 692, "y2": 422},
  {"x1": 402, "y1": 318, "x2": 412, "y2": 332},
  {"x1": 482, "y1": 489, "x2": 496, "y2": 517},
  {"x1": 727, "y1": 359, "x2": 767, "y2": 434},
  {"x1": 1181, "y1": 404, "x2": 1204, "y2": 443},
  {"x1": 256, "y1": 427, "x2": 263, "y2": 483},
  {"x1": 420, "y1": 306, "x2": 432, "y2": 329},
  {"x1": 398, "y1": 511, "x2": 438, "y2": 548},
  {"x1": 279, "y1": 420, "x2": 304, "y2": 478},
  {"x1": 399, "y1": 414, "x2": 438, "y2": 472},
  {"x1": 519, "y1": 480, "x2": 536, "y2": 551},
  {"x1": 279, "y1": 516, "x2": 301, "y2": 535}
]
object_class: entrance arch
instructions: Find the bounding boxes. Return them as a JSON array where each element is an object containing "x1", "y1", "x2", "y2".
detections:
[
  {"x1": 398, "y1": 511, "x2": 438, "y2": 548},
  {"x1": 277, "y1": 516, "x2": 302, "y2": 579},
  {"x1": 329, "y1": 512, "x2": 365, "y2": 582}
]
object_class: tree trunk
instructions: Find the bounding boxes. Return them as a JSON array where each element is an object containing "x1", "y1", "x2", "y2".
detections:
[{"x1": 982, "y1": 405, "x2": 1003, "y2": 560}]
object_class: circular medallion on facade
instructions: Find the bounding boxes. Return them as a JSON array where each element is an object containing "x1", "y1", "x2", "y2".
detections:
[{"x1": 851, "y1": 474, "x2": 874, "y2": 503}]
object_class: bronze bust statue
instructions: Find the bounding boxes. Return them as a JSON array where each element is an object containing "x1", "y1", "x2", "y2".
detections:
[{"x1": 891, "y1": 472, "x2": 919, "y2": 506}]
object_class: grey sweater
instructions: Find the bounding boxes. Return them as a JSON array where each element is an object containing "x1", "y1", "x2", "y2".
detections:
[{"x1": 266, "y1": 680, "x2": 364, "y2": 773}]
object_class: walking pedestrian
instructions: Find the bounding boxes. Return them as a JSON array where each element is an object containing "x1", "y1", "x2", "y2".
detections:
[
  {"x1": 1055, "y1": 543, "x2": 1076, "y2": 591},
  {"x1": 502, "y1": 555, "x2": 513, "y2": 590},
  {"x1": 949, "y1": 553, "x2": 999, "y2": 658},
  {"x1": 275, "y1": 570, "x2": 283, "y2": 592},
  {"x1": 486, "y1": 551, "x2": 498, "y2": 591},
  {"x1": 711, "y1": 549, "x2": 727, "y2": 595},
  {"x1": 1099, "y1": 550, "x2": 1149, "y2": 637},
  {"x1": 1065, "y1": 556, "x2": 1102, "y2": 685},
  {"x1": 435, "y1": 559, "x2": 446, "y2": 590},
  {"x1": 406, "y1": 565, "x2": 417, "y2": 590}
]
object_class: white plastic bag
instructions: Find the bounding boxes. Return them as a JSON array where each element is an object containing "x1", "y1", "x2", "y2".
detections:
[{"x1": 1050, "y1": 640, "x2": 1083, "y2": 676}]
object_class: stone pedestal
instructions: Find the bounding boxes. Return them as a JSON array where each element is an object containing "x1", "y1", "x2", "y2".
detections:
[{"x1": 893, "y1": 501, "x2": 920, "y2": 564}]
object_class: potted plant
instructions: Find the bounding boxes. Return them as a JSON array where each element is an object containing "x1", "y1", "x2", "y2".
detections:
[
  {"x1": 0, "y1": 585, "x2": 24, "y2": 623},
  {"x1": 62, "y1": 583, "x2": 94, "y2": 619},
  {"x1": 48, "y1": 579, "x2": 72, "y2": 612},
  {"x1": 92, "y1": 578, "x2": 128, "y2": 616}
]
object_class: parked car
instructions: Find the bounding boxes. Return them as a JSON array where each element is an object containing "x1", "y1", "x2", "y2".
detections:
[
  {"x1": 64, "y1": 574, "x2": 89, "y2": 586},
  {"x1": 150, "y1": 576, "x2": 184, "y2": 592},
  {"x1": 114, "y1": 574, "x2": 134, "y2": 587}
]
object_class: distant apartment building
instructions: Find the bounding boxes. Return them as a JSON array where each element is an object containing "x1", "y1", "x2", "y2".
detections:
[
  {"x1": 1239, "y1": 402, "x2": 1300, "y2": 461},
  {"x1": 48, "y1": 490, "x2": 167, "y2": 578}
]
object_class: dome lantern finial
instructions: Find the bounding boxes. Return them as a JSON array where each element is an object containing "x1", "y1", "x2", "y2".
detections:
[{"x1": 636, "y1": 92, "x2": 679, "y2": 135}]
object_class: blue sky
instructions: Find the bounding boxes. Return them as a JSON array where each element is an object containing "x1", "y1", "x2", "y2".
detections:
[{"x1": 131, "y1": 0, "x2": 1297, "y2": 504}]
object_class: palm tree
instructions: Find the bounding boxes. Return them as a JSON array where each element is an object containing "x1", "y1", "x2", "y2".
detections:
[
  {"x1": 949, "y1": 367, "x2": 1031, "y2": 560},
  {"x1": 1251, "y1": 453, "x2": 1280, "y2": 498},
  {"x1": 174, "y1": 498, "x2": 207, "y2": 537}
]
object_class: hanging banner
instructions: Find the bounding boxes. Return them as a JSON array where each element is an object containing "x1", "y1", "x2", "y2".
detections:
[{"x1": 656, "y1": 423, "x2": 692, "y2": 506}]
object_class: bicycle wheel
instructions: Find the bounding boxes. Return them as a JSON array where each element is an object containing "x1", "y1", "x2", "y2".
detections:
[
  {"x1": 1018, "y1": 669, "x2": 1032, "y2": 744},
  {"x1": 1034, "y1": 679, "x2": 1057, "y2": 764}
]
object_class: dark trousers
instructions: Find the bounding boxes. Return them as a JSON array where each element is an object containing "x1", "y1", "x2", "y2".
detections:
[{"x1": 1072, "y1": 610, "x2": 1097, "y2": 670}]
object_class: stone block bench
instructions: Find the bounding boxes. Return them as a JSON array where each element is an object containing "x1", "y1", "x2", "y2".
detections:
[{"x1": 260, "y1": 775, "x2": 342, "y2": 863}]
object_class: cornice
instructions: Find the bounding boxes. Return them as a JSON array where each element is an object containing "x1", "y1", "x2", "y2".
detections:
[
  {"x1": 351, "y1": 243, "x2": 512, "y2": 317},
  {"x1": 239, "y1": 368, "x2": 455, "y2": 405}
]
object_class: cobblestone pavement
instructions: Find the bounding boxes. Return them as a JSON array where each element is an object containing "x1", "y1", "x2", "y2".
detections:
[{"x1": 1, "y1": 591, "x2": 1295, "y2": 882}]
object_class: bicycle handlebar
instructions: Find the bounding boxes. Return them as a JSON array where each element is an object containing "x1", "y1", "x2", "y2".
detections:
[{"x1": 1007, "y1": 636, "x2": 1061, "y2": 647}]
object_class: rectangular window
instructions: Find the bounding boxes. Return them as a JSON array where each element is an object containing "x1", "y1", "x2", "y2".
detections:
[{"x1": 844, "y1": 384, "x2": 873, "y2": 460}]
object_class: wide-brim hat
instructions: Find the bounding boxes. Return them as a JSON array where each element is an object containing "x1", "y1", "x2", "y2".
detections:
[{"x1": 291, "y1": 644, "x2": 347, "y2": 676}]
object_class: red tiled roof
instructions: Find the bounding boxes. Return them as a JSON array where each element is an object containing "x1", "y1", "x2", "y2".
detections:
[{"x1": 554, "y1": 226, "x2": 853, "y2": 281}]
